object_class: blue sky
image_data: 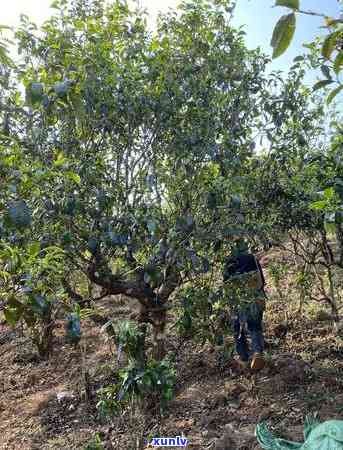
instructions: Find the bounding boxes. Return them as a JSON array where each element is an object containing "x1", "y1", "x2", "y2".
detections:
[{"x1": 2, "y1": 0, "x2": 342, "y2": 85}]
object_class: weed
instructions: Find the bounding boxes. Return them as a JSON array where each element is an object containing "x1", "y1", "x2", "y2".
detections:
[{"x1": 84, "y1": 433, "x2": 105, "y2": 450}]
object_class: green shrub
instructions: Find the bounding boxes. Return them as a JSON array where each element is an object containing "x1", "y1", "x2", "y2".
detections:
[
  {"x1": 84, "y1": 433, "x2": 105, "y2": 450},
  {"x1": 96, "y1": 358, "x2": 176, "y2": 418}
]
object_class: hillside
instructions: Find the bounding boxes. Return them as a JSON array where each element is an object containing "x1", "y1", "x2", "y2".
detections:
[{"x1": 1, "y1": 248, "x2": 342, "y2": 450}]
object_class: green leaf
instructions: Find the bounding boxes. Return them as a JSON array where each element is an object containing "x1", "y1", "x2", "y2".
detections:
[
  {"x1": 64, "y1": 197, "x2": 76, "y2": 215},
  {"x1": 54, "y1": 81, "x2": 70, "y2": 97},
  {"x1": 293, "y1": 55, "x2": 304, "y2": 62},
  {"x1": 147, "y1": 220, "x2": 157, "y2": 233},
  {"x1": 324, "y1": 16, "x2": 340, "y2": 27},
  {"x1": 87, "y1": 237, "x2": 99, "y2": 254},
  {"x1": 324, "y1": 187, "x2": 334, "y2": 200},
  {"x1": 321, "y1": 32, "x2": 340, "y2": 60},
  {"x1": 8, "y1": 200, "x2": 32, "y2": 228},
  {"x1": 65, "y1": 171, "x2": 81, "y2": 184},
  {"x1": 0, "y1": 44, "x2": 13, "y2": 66},
  {"x1": 327, "y1": 85, "x2": 343, "y2": 105},
  {"x1": 275, "y1": 0, "x2": 299, "y2": 9},
  {"x1": 29, "y1": 294, "x2": 49, "y2": 317},
  {"x1": 28, "y1": 241, "x2": 40, "y2": 257},
  {"x1": 62, "y1": 232, "x2": 72, "y2": 244},
  {"x1": 333, "y1": 52, "x2": 343, "y2": 75},
  {"x1": 320, "y1": 65, "x2": 331, "y2": 80},
  {"x1": 4, "y1": 307, "x2": 22, "y2": 326},
  {"x1": 50, "y1": 0, "x2": 61, "y2": 9},
  {"x1": 70, "y1": 93, "x2": 85, "y2": 119},
  {"x1": 26, "y1": 82, "x2": 44, "y2": 106},
  {"x1": 312, "y1": 80, "x2": 334, "y2": 91},
  {"x1": 309, "y1": 200, "x2": 327, "y2": 210},
  {"x1": 7, "y1": 296, "x2": 23, "y2": 309},
  {"x1": 335, "y1": 211, "x2": 343, "y2": 224},
  {"x1": 53, "y1": 152, "x2": 67, "y2": 167},
  {"x1": 271, "y1": 13, "x2": 296, "y2": 59},
  {"x1": 66, "y1": 312, "x2": 81, "y2": 343},
  {"x1": 324, "y1": 221, "x2": 336, "y2": 234}
]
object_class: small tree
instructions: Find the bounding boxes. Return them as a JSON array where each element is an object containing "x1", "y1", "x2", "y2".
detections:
[
  {"x1": 247, "y1": 73, "x2": 343, "y2": 325},
  {"x1": 1, "y1": 0, "x2": 276, "y2": 360}
]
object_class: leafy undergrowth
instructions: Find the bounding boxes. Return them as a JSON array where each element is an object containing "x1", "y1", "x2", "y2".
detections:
[{"x1": 1, "y1": 252, "x2": 343, "y2": 450}]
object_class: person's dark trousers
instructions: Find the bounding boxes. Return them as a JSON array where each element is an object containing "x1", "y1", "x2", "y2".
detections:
[{"x1": 233, "y1": 303, "x2": 264, "y2": 361}]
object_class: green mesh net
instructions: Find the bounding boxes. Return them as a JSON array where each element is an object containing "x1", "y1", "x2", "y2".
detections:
[{"x1": 256, "y1": 416, "x2": 343, "y2": 450}]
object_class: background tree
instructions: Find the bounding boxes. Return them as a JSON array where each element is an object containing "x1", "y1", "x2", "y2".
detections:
[
  {"x1": 270, "y1": 0, "x2": 343, "y2": 103},
  {"x1": 247, "y1": 68, "x2": 343, "y2": 324}
]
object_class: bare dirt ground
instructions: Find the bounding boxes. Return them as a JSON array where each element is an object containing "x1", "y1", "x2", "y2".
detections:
[{"x1": 1, "y1": 250, "x2": 343, "y2": 450}]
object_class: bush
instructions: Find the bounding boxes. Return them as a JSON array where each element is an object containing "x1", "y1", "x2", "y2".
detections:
[{"x1": 96, "y1": 358, "x2": 176, "y2": 418}]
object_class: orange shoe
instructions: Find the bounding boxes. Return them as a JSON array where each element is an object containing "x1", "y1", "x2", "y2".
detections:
[{"x1": 250, "y1": 352, "x2": 265, "y2": 371}]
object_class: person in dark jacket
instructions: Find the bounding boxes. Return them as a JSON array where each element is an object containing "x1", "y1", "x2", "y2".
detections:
[{"x1": 223, "y1": 241, "x2": 266, "y2": 371}]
